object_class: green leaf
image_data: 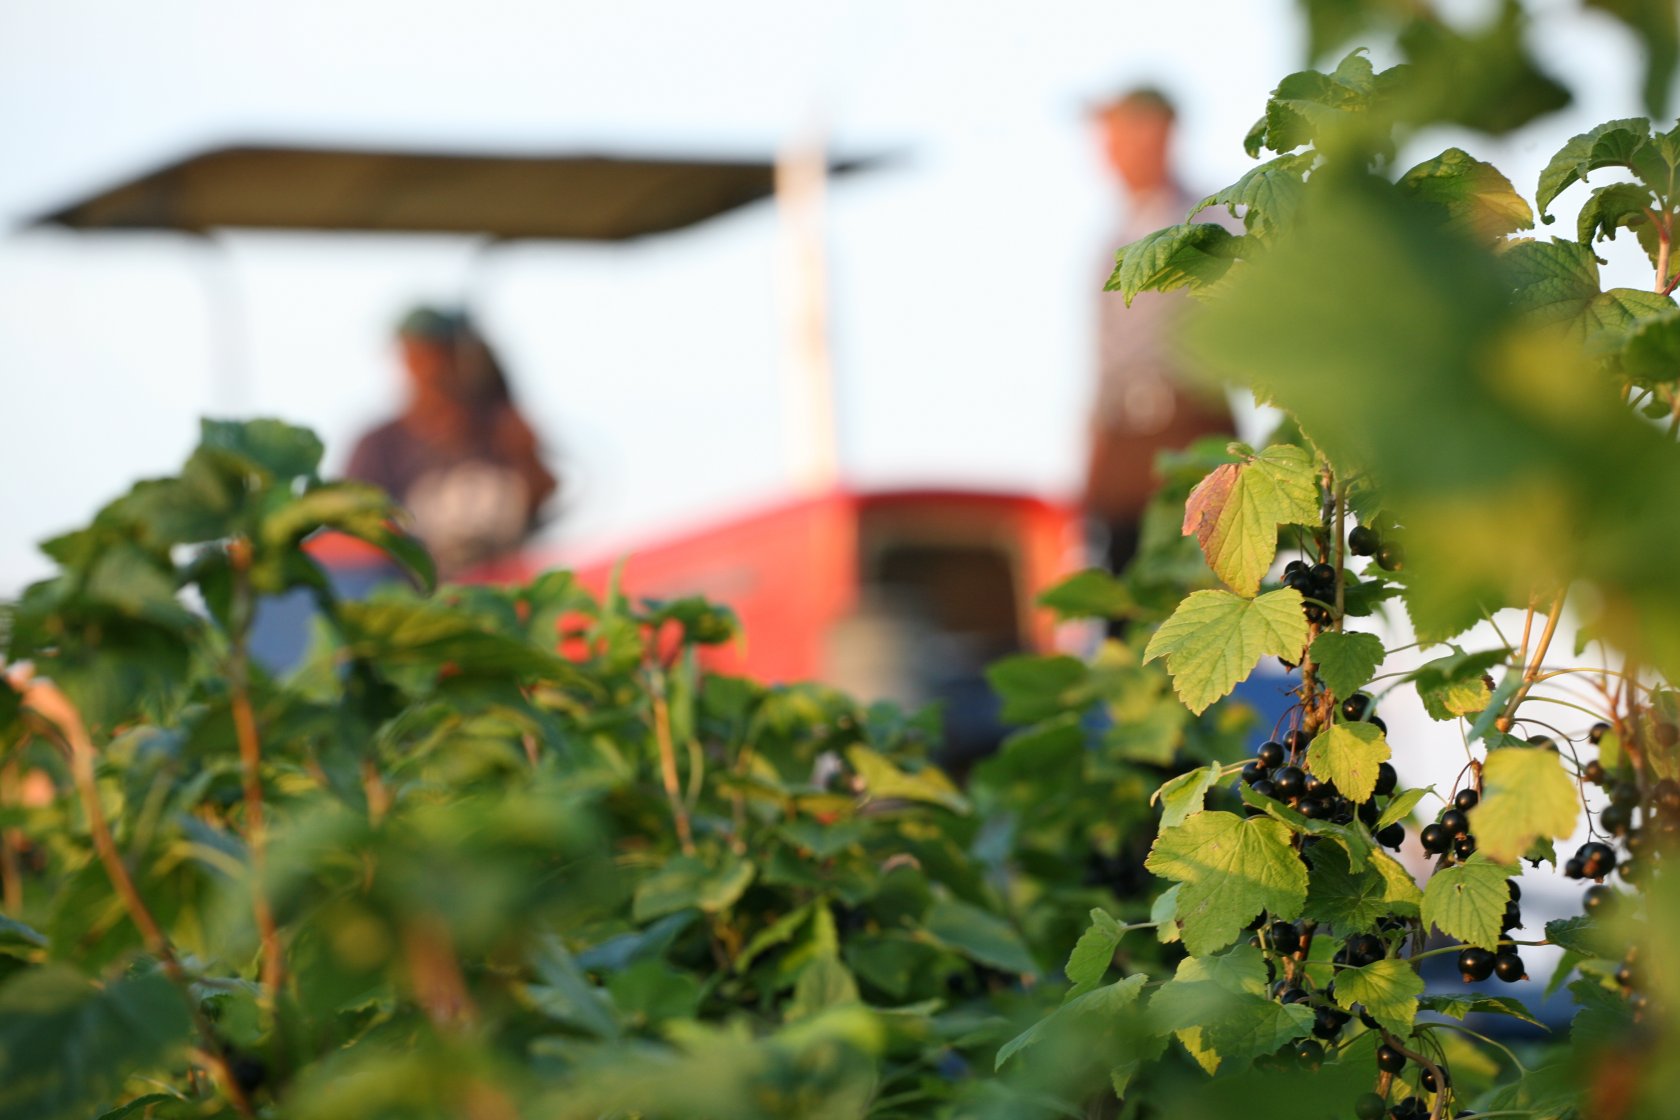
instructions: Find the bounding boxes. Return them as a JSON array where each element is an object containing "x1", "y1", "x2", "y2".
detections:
[
  {"x1": 1331, "y1": 958, "x2": 1424, "y2": 1037},
  {"x1": 1421, "y1": 853, "x2": 1513, "y2": 950},
  {"x1": 1152, "y1": 884, "x2": 1182, "y2": 944},
  {"x1": 1397, "y1": 147, "x2": 1534, "y2": 242},
  {"x1": 632, "y1": 855, "x2": 757, "y2": 922},
  {"x1": 0, "y1": 966, "x2": 192, "y2": 1120},
  {"x1": 0, "y1": 915, "x2": 48, "y2": 949},
  {"x1": 1065, "y1": 909, "x2": 1124, "y2": 999},
  {"x1": 337, "y1": 599, "x2": 573, "y2": 680},
  {"x1": 1502, "y1": 238, "x2": 1677, "y2": 340},
  {"x1": 985, "y1": 654, "x2": 1090, "y2": 723},
  {"x1": 995, "y1": 974, "x2": 1146, "y2": 1070},
  {"x1": 1182, "y1": 444, "x2": 1320, "y2": 596},
  {"x1": 1154, "y1": 762, "x2": 1224, "y2": 829},
  {"x1": 845, "y1": 746, "x2": 967, "y2": 813},
  {"x1": 1149, "y1": 947, "x2": 1312, "y2": 1073},
  {"x1": 1614, "y1": 306, "x2": 1680, "y2": 386},
  {"x1": 1309, "y1": 631, "x2": 1385, "y2": 698},
  {"x1": 1192, "y1": 153, "x2": 1314, "y2": 240},
  {"x1": 923, "y1": 897, "x2": 1038, "y2": 975},
  {"x1": 1143, "y1": 589, "x2": 1310, "y2": 715},
  {"x1": 1037, "y1": 569, "x2": 1133, "y2": 620},
  {"x1": 786, "y1": 954, "x2": 860, "y2": 1022},
  {"x1": 1305, "y1": 721, "x2": 1391, "y2": 803},
  {"x1": 1544, "y1": 915, "x2": 1622, "y2": 958},
  {"x1": 1536, "y1": 119, "x2": 1652, "y2": 219},
  {"x1": 1303, "y1": 842, "x2": 1420, "y2": 929},
  {"x1": 1375, "y1": 786, "x2": 1433, "y2": 830},
  {"x1": 1577, "y1": 181, "x2": 1664, "y2": 269},
  {"x1": 1145, "y1": 811, "x2": 1309, "y2": 955},
  {"x1": 606, "y1": 959, "x2": 704, "y2": 1026},
  {"x1": 1243, "y1": 784, "x2": 1374, "y2": 870},
  {"x1": 1106, "y1": 223, "x2": 1246, "y2": 306},
  {"x1": 1470, "y1": 746, "x2": 1581, "y2": 863},
  {"x1": 198, "y1": 417, "x2": 325, "y2": 480},
  {"x1": 1419, "y1": 993, "x2": 1547, "y2": 1030}
]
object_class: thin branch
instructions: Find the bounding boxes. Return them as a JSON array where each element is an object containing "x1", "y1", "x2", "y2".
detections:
[
  {"x1": 227, "y1": 540, "x2": 285, "y2": 1002},
  {"x1": 15, "y1": 670, "x2": 254, "y2": 1117},
  {"x1": 648, "y1": 672, "x2": 696, "y2": 856},
  {"x1": 1497, "y1": 591, "x2": 1566, "y2": 733}
]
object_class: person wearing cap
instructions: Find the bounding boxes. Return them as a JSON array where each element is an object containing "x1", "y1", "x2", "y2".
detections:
[
  {"x1": 347, "y1": 308, "x2": 558, "y2": 578},
  {"x1": 1084, "y1": 87, "x2": 1236, "y2": 577}
]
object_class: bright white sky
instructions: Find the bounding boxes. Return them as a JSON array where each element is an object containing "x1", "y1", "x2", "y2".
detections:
[{"x1": 0, "y1": 0, "x2": 1651, "y2": 591}]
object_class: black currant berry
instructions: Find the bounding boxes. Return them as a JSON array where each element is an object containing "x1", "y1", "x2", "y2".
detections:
[
  {"x1": 1274, "y1": 766, "x2": 1306, "y2": 800},
  {"x1": 1601, "y1": 803, "x2": 1632, "y2": 835},
  {"x1": 1349, "y1": 933, "x2": 1385, "y2": 965},
  {"x1": 1502, "y1": 900, "x2": 1523, "y2": 931},
  {"x1": 1349, "y1": 525, "x2": 1380, "y2": 557},
  {"x1": 1564, "y1": 857, "x2": 1585, "y2": 879},
  {"x1": 1458, "y1": 947, "x2": 1495, "y2": 981},
  {"x1": 1359, "y1": 798, "x2": 1381, "y2": 825},
  {"x1": 1252, "y1": 778, "x2": 1277, "y2": 800},
  {"x1": 1493, "y1": 951, "x2": 1525, "y2": 983},
  {"x1": 1312, "y1": 1005, "x2": 1349, "y2": 1040},
  {"x1": 1301, "y1": 797, "x2": 1330, "y2": 820},
  {"x1": 1583, "y1": 758, "x2": 1606, "y2": 785},
  {"x1": 1583, "y1": 884, "x2": 1616, "y2": 916},
  {"x1": 1578, "y1": 842, "x2": 1617, "y2": 879},
  {"x1": 1377, "y1": 822, "x2": 1404, "y2": 850},
  {"x1": 1375, "y1": 541, "x2": 1405, "y2": 571},
  {"x1": 1257, "y1": 740, "x2": 1286, "y2": 768},
  {"x1": 1507, "y1": 879, "x2": 1521, "y2": 902},
  {"x1": 1304, "y1": 772, "x2": 1337, "y2": 797},
  {"x1": 1310, "y1": 562, "x2": 1336, "y2": 586},
  {"x1": 1440, "y1": 809, "x2": 1470, "y2": 838},
  {"x1": 1453, "y1": 788, "x2": 1480, "y2": 812},
  {"x1": 1304, "y1": 603, "x2": 1329, "y2": 625},
  {"x1": 1375, "y1": 762, "x2": 1398, "y2": 797},
  {"x1": 1284, "y1": 559, "x2": 1308, "y2": 576},
  {"x1": 1610, "y1": 781, "x2": 1640, "y2": 807},
  {"x1": 1453, "y1": 835, "x2": 1478, "y2": 859},
  {"x1": 1294, "y1": 1039, "x2": 1324, "y2": 1069},
  {"x1": 1527, "y1": 734, "x2": 1557, "y2": 751},
  {"x1": 1286, "y1": 729, "x2": 1312, "y2": 753},
  {"x1": 1369, "y1": 715, "x2": 1388, "y2": 735},
  {"x1": 1420, "y1": 823, "x2": 1450, "y2": 854},
  {"x1": 1354, "y1": 1092, "x2": 1387, "y2": 1120},
  {"x1": 1270, "y1": 921, "x2": 1301, "y2": 955},
  {"x1": 1342, "y1": 692, "x2": 1372, "y2": 722},
  {"x1": 1420, "y1": 1066, "x2": 1450, "y2": 1093},
  {"x1": 1615, "y1": 962, "x2": 1635, "y2": 988},
  {"x1": 1376, "y1": 1043, "x2": 1406, "y2": 1073},
  {"x1": 1241, "y1": 761, "x2": 1264, "y2": 785},
  {"x1": 1588, "y1": 721, "x2": 1610, "y2": 744}
]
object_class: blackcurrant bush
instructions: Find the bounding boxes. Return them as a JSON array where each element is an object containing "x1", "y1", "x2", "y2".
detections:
[
  {"x1": 1375, "y1": 541, "x2": 1405, "y2": 571},
  {"x1": 1348, "y1": 525, "x2": 1380, "y2": 556},
  {"x1": 1583, "y1": 884, "x2": 1616, "y2": 916},
  {"x1": 1493, "y1": 951, "x2": 1525, "y2": 983},
  {"x1": 1588, "y1": 721, "x2": 1611, "y2": 744},
  {"x1": 1453, "y1": 788, "x2": 1480, "y2": 812},
  {"x1": 1376, "y1": 1043, "x2": 1406, "y2": 1073},
  {"x1": 1420, "y1": 823, "x2": 1451, "y2": 854},
  {"x1": 1354, "y1": 1092, "x2": 1387, "y2": 1120},
  {"x1": 1274, "y1": 766, "x2": 1306, "y2": 799},
  {"x1": 1375, "y1": 762, "x2": 1398, "y2": 797},
  {"x1": 1257, "y1": 740, "x2": 1286, "y2": 768},
  {"x1": 1342, "y1": 692, "x2": 1372, "y2": 722},
  {"x1": 1454, "y1": 835, "x2": 1478, "y2": 859},
  {"x1": 1440, "y1": 809, "x2": 1470, "y2": 838},
  {"x1": 1377, "y1": 822, "x2": 1404, "y2": 849},
  {"x1": 1458, "y1": 946, "x2": 1495, "y2": 982}
]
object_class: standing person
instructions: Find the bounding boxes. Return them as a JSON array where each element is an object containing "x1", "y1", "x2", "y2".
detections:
[
  {"x1": 348, "y1": 307, "x2": 558, "y2": 579},
  {"x1": 1083, "y1": 87, "x2": 1236, "y2": 576}
]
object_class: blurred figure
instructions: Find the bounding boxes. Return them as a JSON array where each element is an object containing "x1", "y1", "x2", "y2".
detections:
[
  {"x1": 348, "y1": 307, "x2": 558, "y2": 578},
  {"x1": 1084, "y1": 87, "x2": 1235, "y2": 575}
]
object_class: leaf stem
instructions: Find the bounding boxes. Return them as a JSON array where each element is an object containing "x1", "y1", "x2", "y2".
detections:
[{"x1": 648, "y1": 670, "x2": 696, "y2": 857}]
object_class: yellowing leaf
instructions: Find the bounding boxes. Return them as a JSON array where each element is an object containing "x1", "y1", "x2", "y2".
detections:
[
  {"x1": 1471, "y1": 747, "x2": 1581, "y2": 863},
  {"x1": 1332, "y1": 958, "x2": 1425, "y2": 1038},
  {"x1": 1145, "y1": 811, "x2": 1308, "y2": 955},
  {"x1": 1144, "y1": 589, "x2": 1311, "y2": 714},
  {"x1": 1182, "y1": 444, "x2": 1320, "y2": 596},
  {"x1": 1305, "y1": 721, "x2": 1391, "y2": 803},
  {"x1": 1154, "y1": 762, "x2": 1224, "y2": 829}
]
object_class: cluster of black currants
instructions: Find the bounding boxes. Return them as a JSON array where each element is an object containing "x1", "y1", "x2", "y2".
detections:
[
  {"x1": 1240, "y1": 723, "x2": 1404, "y2": 850},
  {"x1": 1283, "y1": 559, "x2": 1338, "y2": 625},
  {"x1": 1454, "y1": 880, "x2": 1526, "y2": 983},
  {"x1": 1419, "y1": 787, "x2": 1481, "y2": 864},
  {"x1": 1347, "y1": 516, "x2": 1405, "y2": 572},
  {"x1": 1352, "y1": 1047, "x2": 1467, "y2": 1118},
  {"x1": 1577, "y1": 719, "x2": 1678, "y2": 891}
]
